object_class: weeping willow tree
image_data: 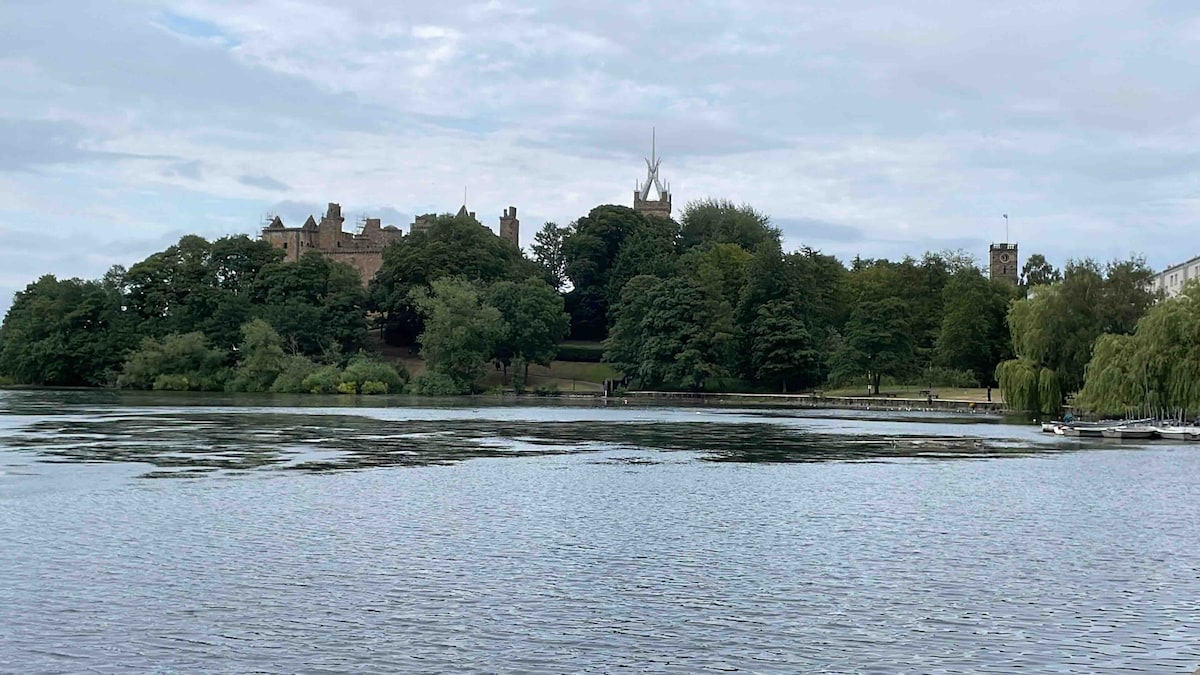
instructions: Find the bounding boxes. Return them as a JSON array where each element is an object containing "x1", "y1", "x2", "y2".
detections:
[
  {"x1": 1077, "y1": 283, "x2": 1200, "y2": 416},
  {"x1": 995, "y1": 359, "x2": 1061, "y2": 414},
  {"x1": 997, "y1": 259, "x2": 1157, "y2": 413},
  {"x1": 1074, "y1": 334, "x2": 1142, "y2": 416},
  {"x1": 996, "y1": 285, "x2": 1068, "y2": 413}
]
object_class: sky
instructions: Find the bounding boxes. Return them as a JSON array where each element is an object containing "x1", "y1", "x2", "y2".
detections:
[{"x1": 3, "y1": 0, "x2": 1200, "y2": 316}]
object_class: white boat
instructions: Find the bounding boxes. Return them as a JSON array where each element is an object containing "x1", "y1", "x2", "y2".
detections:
[
  {"x1": 1157, "y1": 426, "x2": 1189, "y2": 441},
  {"x1": 1101, "y1": 426, "x2": 1156, "y2": 440},
  {"x1": 1041, "y1": 421, "x2": 1062, "y2": 433},
  {"x1": 1060, "y1": 424, "x2": 1106, "y2": 438},
  {"x1": 1158, "y1": 426, "x2": 1200, "y2": 441}
]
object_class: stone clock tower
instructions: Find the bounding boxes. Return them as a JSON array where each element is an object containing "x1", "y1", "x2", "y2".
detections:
[{"x1": 989, "y1": 242, "x2": 1019, "y2": 285}]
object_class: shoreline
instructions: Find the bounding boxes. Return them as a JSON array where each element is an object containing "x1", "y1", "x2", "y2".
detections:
[
  {"x1": 1, "y1": 385, "x2": 1005, "y2": 415},
  {"x1": 619, "y1": 390, "x2": 1004, "y2": 414}
]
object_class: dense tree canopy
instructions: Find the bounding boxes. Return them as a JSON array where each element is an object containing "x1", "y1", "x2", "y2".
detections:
[
  {"x1": 486, "y1": 279, "x2": 570, "y2": 380},
  {"x1": 1077, "y1": 282, "x2": 1200, "y2": 416},
  {"x1": 412, "y1": 277, "x2": 505, "y2": 394},
  {"x1": 998, "y1": 257, "x2": 1157, "y2": 412},
  {"x1": 561, "y1": 205, "x2": 669, "y2": 340},
  {"x1": 252, "y1": 252, "x2": 369, "y2": 357},
  {"x1": 830, "y1": 297, "x2": 915, "y2": 395},
  {"x1": 678, "y1": 199, "x2": 780, "y2": 252},
  {"x1": 370, "y1": 211, "x2": 537, "y2": 345},
  {"x1": 531, "y1": 221, "x2": 570, "y2": 292},
  {"x1": 0, "y1": 274, "x2": 132, "y2": 386},
  {"x1": 934, "y1": 268, "x2": 1017, "y2": 385},
  {"x1": 605, "y1": 275, "x2": 734, "y2": 391},
  {"x1": 1020, "y1": 253, "x2": 1061, "y2": 290},
  {"x1": 6, "y1": 195, "x2": 1153, "y2": 405}
]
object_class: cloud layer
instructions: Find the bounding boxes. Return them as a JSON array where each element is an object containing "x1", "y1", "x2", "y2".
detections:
[{"x1": 3, "y1": 0, "x2": 1199, "y2": 314}]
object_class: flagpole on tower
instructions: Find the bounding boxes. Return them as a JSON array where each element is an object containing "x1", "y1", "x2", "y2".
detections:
[{"x1": 1003, "y1": 214, "x2": 1009, "y2": 242}]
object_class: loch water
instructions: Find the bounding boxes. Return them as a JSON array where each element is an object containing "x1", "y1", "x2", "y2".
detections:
[{"x1": 1, "y1": 389, "x2": 1198, "y2": 673}]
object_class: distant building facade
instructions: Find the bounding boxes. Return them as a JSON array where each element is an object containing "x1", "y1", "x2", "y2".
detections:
[
  {"x1": 261, "y1": 201, "x2": 520, "y2": 285},
  {"x1": 1150, "y1": 255, "x2": 1200, "y2": 298},
  {"x1": 989, "y1": 242, "x2": 1019, "y2": 285},
  {"x1": 261, "y1": 203, "x2": 403, "y2": 285}
]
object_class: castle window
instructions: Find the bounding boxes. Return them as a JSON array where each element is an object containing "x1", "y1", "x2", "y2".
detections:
[{"x1": 283, "y1": 242, "x2": 288, "y2": 249}]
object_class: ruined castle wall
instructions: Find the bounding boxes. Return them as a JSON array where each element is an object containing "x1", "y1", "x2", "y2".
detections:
[{"x1": 320, "y1": 249, "x2": 385, "y2": 286}]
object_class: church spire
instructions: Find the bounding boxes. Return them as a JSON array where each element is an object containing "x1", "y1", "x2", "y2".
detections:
[{"x1": 633, "y1": 127, "x2": 672, "y2": 219}]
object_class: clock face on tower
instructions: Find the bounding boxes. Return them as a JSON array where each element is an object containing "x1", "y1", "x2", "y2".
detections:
[{"x1": 999, "y1": 253, "x2": 1011, "y2": 264}]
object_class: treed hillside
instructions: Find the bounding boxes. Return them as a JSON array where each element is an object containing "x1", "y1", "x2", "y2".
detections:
[{"x1": 0, "y1": 198, "x2": 1157, "y2": 404}]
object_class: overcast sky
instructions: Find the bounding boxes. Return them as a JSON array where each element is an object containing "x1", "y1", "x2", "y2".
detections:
[{"x1": 3, "y1": 0, "x2": 1199, "y2": 315}]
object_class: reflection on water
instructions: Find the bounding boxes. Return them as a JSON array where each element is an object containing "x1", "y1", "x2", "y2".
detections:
[
  {"x1": 2, "y1": 389, "x2": 1199, "y2": 673},
  {"x1": 0, "y1": 389, "x2": 1068, "y2": 477}
]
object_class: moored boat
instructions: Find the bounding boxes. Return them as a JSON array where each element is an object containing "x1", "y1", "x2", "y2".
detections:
[
  {"x1": 1158, "y1": 425, "x2": 1200, "y2": 441},
  {"x1": 1101, "y1": 426, "x2": 1156, "y2": 440},
  {"x1": 1157, "y1": 426, "x2": 1189, "y2": 441},
  {"x1": 1060, "y1": 424, "x2": 1106, "y2": 438}
]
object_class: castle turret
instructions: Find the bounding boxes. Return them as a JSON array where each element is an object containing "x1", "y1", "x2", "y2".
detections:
[
  {"x1": 317, "y1": 202, "x2": 345, "y2": 250},
  {"x1": 499, "y1": 206, "x2": 519, "y2": 246}
]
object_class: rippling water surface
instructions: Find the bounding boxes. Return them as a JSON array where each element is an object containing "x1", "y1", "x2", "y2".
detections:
[{"x1": 1, "y1": 389, "x2": 1198, "y2": 673}]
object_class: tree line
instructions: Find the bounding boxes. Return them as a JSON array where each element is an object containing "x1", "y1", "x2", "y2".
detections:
[
  {"x1": 1, "y1": 197, "x2": 1160, "y2": 401},
  {"x1": 996, "y1": 258, "x2": 1158, "y2": 413}
]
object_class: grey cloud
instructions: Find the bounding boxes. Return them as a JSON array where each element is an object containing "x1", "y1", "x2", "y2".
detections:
[
  {"x1": 238, "y1": 175, "x2": 289, "y2": 191},
  {"x1": 4, "y1": 0, "x2": 1200, "y2": 293},
  {"x1": 372, "y1": 207, "x2": 411, "y2": 227},
  {"x1": 0, "y1": 4, "x2": 395, "y2": 135},
  {"x1": 265, "y1": 201, "x2": 324, "y2": 225},
  {"x1": 164, "y1": 160, "x2": 203, "y2": 179},
  {"x1": 774, "y1": 217, "x2": 865, "y2": 244},
  {"x1": 0, "y1": 119, "x2": 118, "y2": 171}
]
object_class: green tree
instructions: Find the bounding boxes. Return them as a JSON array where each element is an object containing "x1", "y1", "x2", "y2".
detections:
[
  {"x1": 1077, "y1": 282, "x2": 1200, "y2": 416},
  {"x1": 998, "y1": 256, "x2": 1157, "y2": 411},
  {"x1": 228, "y1": 319, "x2": 289, "y2": 392},
  {"x1": 746, "y1": 300, "x2": 820, "y2": 392},
  {"x1": 253, "y1": 253, "x2": 368, "y2": 356},
  {"x1": 117, "y1": 332, "x2": 228, "y2": 391},
  {"x1": 561, "y1": 205, "x2": 667, "y2": 340},
  {"x1": 1020, "y1": 253, "x2": 1061, "y2": 290},
  {"x1": 605, "y1": 215, "x2": 679, "y2": 306},
  {"x1": 934, "y1": 268, "x2": 1016, "y2": 385},
  {"x1": 679, "y1": 243, "x2": 752, "y2": 310},
  {"x1": 210, "y1": 235, "x2": 284, "y2": 295},
  {"x1": 486, "y1": 279, "x2": 570, "y2": 382},
  {"x1": 123, "y1": 234, "x2": 285, "y2": 352},
  {"x1": 678, "y1": 199, "x2": 780, "y2": 252},
  {"x1": 531, "y1": 221, "x2": 570, "y2": 291},
  {"x1": 124, "y1": 235, "x2": 213, "y2": 337},
  {"x1": 339, "y1": 354, "x2": 408, "y2": 394},
  {"x1": 0, "y1": 274, "x2": 133, "y2": 386},
  {"x1": 413, "y1": 277, "x2": 504, "y2": 393},
  {"x1": 370, "y1": 210, "x2": 536, "y2": 345},
  {"x1": 829, "y1": 297, "x2": 915, "y2": 395},
  {"x1": 604, "y1": 275, "x2": 735, "y2": 390}
]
